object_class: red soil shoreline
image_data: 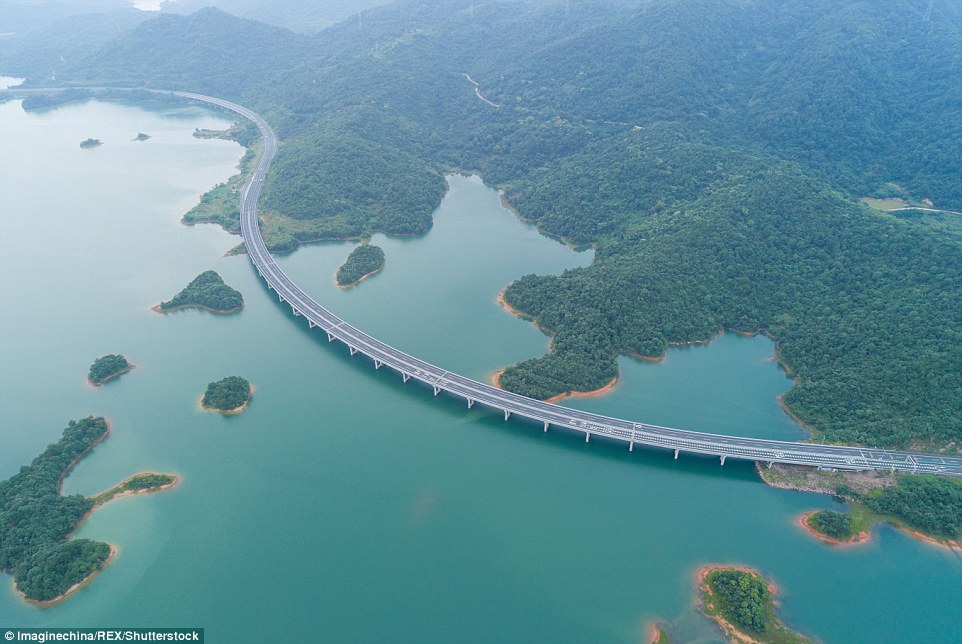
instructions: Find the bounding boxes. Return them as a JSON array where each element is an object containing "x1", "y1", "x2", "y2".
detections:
[
  {"x1": 696, "y1": 565, "x2": 778, "y2": 644},
  {"x1": 797, "y1": 511, "x2": 870, "y2": 546},
  {"x1": 151, "y1": 302, "x2": 243, "y2": 315}
]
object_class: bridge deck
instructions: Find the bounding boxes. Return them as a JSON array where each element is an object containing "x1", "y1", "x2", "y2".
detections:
[{"x1": 174, "y1": 91, "x2": 962, "y2": 478}]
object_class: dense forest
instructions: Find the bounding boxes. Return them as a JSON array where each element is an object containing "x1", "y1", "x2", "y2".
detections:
[
  {"x1": 159, "y1": 270, "x2": 243, "y2": 313},
  {"x1": 0, "y1": 417, "x2": 112, "y2": 602},
  {"x1": 8, "y1": 0, "x2": 962, "y2": 450},
  {"x1": 336, "y1": 244, "x2": 385, "y2": 287},
  {"x1": 702, "y1": 568, "x2": 809, "y2": 643},
  {"x1": 87, "y1": 354, "x2": 132, "y2": 385},
  {"x1": 202, "y1": 376, "x2": 251, "y2": 412},
  {"x1": 862, "y1": 475, "x2": 962, "y2": 540},
  {"x1": 806, "y1": 510, "x2": 854, "y2": 541}
]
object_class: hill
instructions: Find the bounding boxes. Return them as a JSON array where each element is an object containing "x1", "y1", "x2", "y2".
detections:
[{"x1": 17, "y1": 0, "x2": 962, "y2": 450}]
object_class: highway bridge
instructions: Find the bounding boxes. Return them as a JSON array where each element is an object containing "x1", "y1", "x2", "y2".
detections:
[{"x1": 175, "y1": 91, "x2": 962, "y2": 477}]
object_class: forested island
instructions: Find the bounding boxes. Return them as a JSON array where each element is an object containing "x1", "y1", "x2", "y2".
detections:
[
  {"x1": 0, "y1": 417, "x2": 178, "y2": 604},
  {"x1": 699, "y1": 567, "x2": 810, "y2": 644},
  {"x1": 87, "y1": 354, "x2": 133, "y2": 386},
  {"x1": 132, "y1": 132, "x2": 150, "y2": 141},
  {"x1": 201, "y1": 376, "x2": 252, "y2": 414},
  {"x1": 79, "y1": 138, "x2": 102, "y2": 148},
  {"x1": 336, "y1": 244, "x2": 385, "y2": 287},
  {"x1": 156, "y1": 270, "x2": 243, "y2": 314}
]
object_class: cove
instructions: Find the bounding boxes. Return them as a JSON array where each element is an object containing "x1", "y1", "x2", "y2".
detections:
[{"x1": 1, "y1": 100, "x2": 960, "y2": 643}]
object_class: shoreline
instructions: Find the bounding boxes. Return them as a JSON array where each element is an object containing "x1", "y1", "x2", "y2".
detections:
[
  {"x1": 19, "y1": 544, "x2": 119, "y2": 608},
  {"x1": 696, "y1": 565, "x2": 778, "y2": 644},
  {"x1": 151, "y1": 302, "x2": 243, "y2": 315},
  {"x1": 797, "y1": 511, "x2": 870, "y2": 546},
  {"x1": 336, "y1": 264, "x2": 383, "y2": 289},
  {"x1": 86, "y1": 362, "x2": 135, "y2": 387},
  {"x1": 198, "y1": 384, "x2": 254, "y2": 415},
  {"x1": 893, "y1": 524, "x2": 961, "y2": 552},
  {"x1": 89, "y1": 472, "x2": 181, "y2": 508},
  {"x1": 57, "y1": 418, "x2": 111, "y2": 495}
]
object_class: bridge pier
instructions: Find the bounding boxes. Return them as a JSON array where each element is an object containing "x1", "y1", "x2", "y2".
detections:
[
  {"x1": 278, "y1": 293, "x2": 286, "y2": 303},
  {"x1": 327, "y1": 331, "x2": 335, "y2": 342},
  {"x1": 292, "y1": 308, "x2": 301, "y2": 317},
  {"x1": 543, "y1": 421, "x2": 549, "y2": 432},
  {"x1": 467, "y1": 398, "x2": 474, "y2": 409},
  {"x1": 434, "y1": 385, "x2": 441, "y2": 396},
  {"x1": 720, "y1": 455, "x2": 727, "y2": 466},
  {"x1": 767, "y1": 461, "x2": 774, "y2": 469},
  {"x1": 674, "y1": 449, "x2": 679, "y2": 460},
  {"x1": 402, "y1": 373, "x2": 410, "y2": 383},
  {"x1": 629, "y1": 440, "x2": 634, "y2": 452},
  {"x1": 374, "y1": 359, "x2": 382, "y2": 370},
  {"x1": 585, "y1": 432, "x2": 590, "y2": 443},
  {"x1": 349, "y1": 346, "x2": 358, "y2": 356},
  {"x1": 308, "y1": 320, "x2": 317, "y2": 329},
  {"x1": 504, "y1": 410, "x2": 511, "y2": 421}
]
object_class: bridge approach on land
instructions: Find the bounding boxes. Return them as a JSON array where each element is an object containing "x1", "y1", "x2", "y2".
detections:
[{"x1": 175, "y1": 91, "x2": 962, "y2": 477}]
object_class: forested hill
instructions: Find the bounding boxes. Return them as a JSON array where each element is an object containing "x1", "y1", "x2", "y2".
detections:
[{"x1": 18, "y1": 0, "x2": 962, "y2": 450}]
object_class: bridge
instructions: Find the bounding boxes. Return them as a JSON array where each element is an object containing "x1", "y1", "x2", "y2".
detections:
[{"x1": 175, "y1": 91, "x2": 962, "y2": 477}]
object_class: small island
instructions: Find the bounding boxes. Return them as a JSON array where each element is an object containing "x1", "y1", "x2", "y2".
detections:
[
  {"x1": 80, "y1": 138, "x2": 103, "y2": 149},
  {"x1": 336, "y1": 244, "x2": 385, "y2": 288},
  {"x1": 800, "y1": 509, "x2": 870, "y2": 545},
  {"x1": 87, "y1": 354, "x2": 133, "y2": 386},
  {"x1": 155, "y1": 270, "x2": 243, "y2": 314},
  {"x1": 0, "y1": 417, "x2": 178, "y2": 605},
  {"x1": 132, "y1": 132, "x2": 151, "y2": 141},
  {"x1": 201, "y1": 376, "x2": 252, "y2": 414},
  {"x1": 699, "y1": 566, "x2": 810, "y2": 643}
]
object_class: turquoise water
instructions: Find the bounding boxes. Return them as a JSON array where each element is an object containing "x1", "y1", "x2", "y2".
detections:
[{"x1": 1, "y1": 99, "x2": 960, "y2": 643}]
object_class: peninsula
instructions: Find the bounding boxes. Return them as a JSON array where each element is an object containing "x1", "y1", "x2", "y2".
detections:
[
  {"x1": 761, "y1": 465, "x2": 962, "y2": 548},
  {"x1": 155, "y1": 270, "x2": 243, "y2": 314},
  {"x1": 0, "y1": 417, "x2": 178, "y2": 605},
  {"x1": 201, "y1": 376, "x2": 252, "y2": 414},
  {"x1": 87, "y1": 353, "x2": 133, "y2": 386},
  {"x1": 799, "y1": 509, "x2": 870, "y2": 545},
  {"x1": 336, "y1": 244, "x2": 385, "y2": 287}
]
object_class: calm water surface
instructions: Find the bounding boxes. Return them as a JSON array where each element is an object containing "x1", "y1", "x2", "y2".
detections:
[{"x1": 1, "y1": 100, "x2": 960, "y2": 643}]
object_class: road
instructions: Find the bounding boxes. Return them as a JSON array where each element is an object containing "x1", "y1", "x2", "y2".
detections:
[{"x1": 174, "y1": 91, "x2": 962, "y2": 477}]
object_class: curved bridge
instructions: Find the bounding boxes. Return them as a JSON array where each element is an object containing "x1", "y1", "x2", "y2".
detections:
[{"x1": 177, "y1": 91, "x2": 962, "y2": 477}]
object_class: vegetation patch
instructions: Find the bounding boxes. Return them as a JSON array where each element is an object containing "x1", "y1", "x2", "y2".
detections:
[
  {"x1": 201, "y1": 376, "x2": 252, "y2": 414},
  {"x1": 157, "y1": 270, "x2": 243, "y2": 314},
  {"x1": 0, "y1": 417, "x2": 177, "y2": 604},
  {"x1": 700, "y1": 566, "x2": 810, "y2": 644},
  {"x1": 182, "y1": 140, "x2": 262, "y2": 234},
  {"x1": 336, "y1": 244, "x2": 385, "y2": 287},
  {"x1": 88, "y1": 473, "x2": 178, "y2": 506},
  {"x1": 87, "y1": 354, "x2": 133, "y2": 386}
]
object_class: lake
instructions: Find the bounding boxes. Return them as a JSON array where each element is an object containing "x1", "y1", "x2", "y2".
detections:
[{"x1": 1, "y1": 98, "x2": 960, "y2": 643}]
